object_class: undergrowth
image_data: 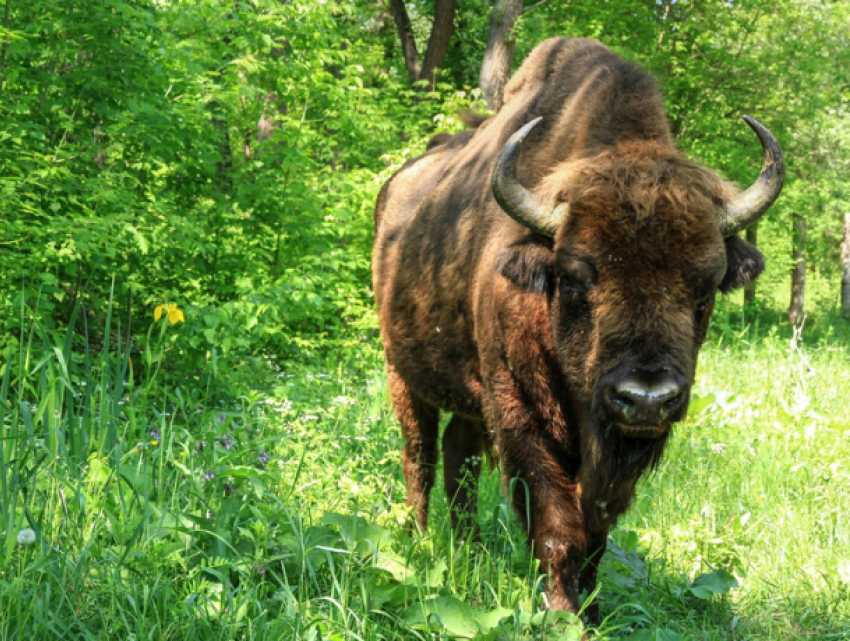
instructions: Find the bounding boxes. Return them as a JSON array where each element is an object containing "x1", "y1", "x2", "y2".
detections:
[{"x1": 0, "y1": 293, "x2": 848, "y2": 640}]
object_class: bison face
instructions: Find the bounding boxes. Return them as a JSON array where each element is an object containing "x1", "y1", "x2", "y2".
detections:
[
  {"x1": 496, "y1": 163, "x2": 765, "y2": 446},
  {"x1": 548, "y1": 198, "x2": 730, "y2": 441},
  {"x1": 492, "y1": 118, "x2": 780, "y2": 451}
]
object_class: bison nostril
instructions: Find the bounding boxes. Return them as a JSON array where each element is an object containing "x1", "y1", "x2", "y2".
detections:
[
  {"x1": 614, "y1": 395, "x2": 635, "y2": 409},
  {"x1": 606, "y1": 375, "x2": 686, "y2": 425},
  {"x1": 607, "y1": 390, "x2": 637, "y2": 420},
  {"x1": 663, "y1": 394, "x2": 683, "y2": 411}
]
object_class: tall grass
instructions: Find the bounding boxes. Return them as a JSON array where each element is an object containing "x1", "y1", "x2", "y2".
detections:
[{"x1": 0, "y1": 294, "x2": 848, "y2": 639}]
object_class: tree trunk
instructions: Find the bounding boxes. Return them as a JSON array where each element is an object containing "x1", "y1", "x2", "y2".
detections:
[
  {"x1": 419, "y1": 0, "x2": 457, "y2": 90},
  {"x1": 479, "y1": 0, "x2": 523, "y2": 111},
  {"x1": 389, "y1": 0, "x2": 456, "y2": 91},
  {"x1": 841, "y1": 213, "x2": 850, "y2": 317},
  {"x1": 789, "y1": 214, "x2": 806, "y2": 325},
  {"x1": 743, "y1": 224, "x2": 758, "y2": 309},
  {"x1": 389, "y1": 0, "x2": 421, "y2": 83}
]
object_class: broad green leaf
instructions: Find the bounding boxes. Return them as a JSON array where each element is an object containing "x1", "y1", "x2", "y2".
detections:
[
  {"x1": 321, "y1": 513, "x2": 392, "y2": 550},
  {"x1": 687, "y1": 393, "x2": 716, "y2": 416},
  {"x1": 688, "y1": 568, "x2": 738, "y2": 599},
  {"x1": 404, "y1": 596, "x2": 514, "y2": 637}
]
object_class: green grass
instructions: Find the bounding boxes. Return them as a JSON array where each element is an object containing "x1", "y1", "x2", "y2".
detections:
[{"x1": 0, "y1": 304, "x2": 848, "y2": 640}]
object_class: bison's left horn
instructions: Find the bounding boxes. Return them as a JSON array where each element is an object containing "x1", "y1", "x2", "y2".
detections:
[
  {"x1": 718, "y1": 116, "x2": 786, "y2": 237},
  {"x1": 492, "y1": 118, "x2": 567, "y2": 237}
]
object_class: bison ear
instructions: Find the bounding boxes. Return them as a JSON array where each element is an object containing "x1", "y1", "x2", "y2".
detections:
[
  {"x1": 719, "y1": 235, "x2": 765, "y2": 293},
  {"x1": 495, "y1": 237, "x2": 555, "y2": 293}
]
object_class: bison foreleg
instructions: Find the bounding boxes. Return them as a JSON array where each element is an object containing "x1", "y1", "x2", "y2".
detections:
[
  {"x1": 442, "y1": 415, "x2": 487, "y2": 539},
  {"x1": 499, "y1": 429, "x2": 588, "y2": 615},
  {"x1": 388, "y1": 366, "x2": 440, "y2": 532}
]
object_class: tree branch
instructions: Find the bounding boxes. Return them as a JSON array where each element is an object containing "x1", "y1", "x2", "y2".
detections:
[{"x1": 523, "y1": 0, "x2": 552, "y2": 15}]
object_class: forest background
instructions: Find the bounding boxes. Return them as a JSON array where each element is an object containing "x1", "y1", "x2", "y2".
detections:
[
  {"x1": 2, "y1": 0, "x2": 850, "y2": 357},
  {"x1": 0, "y1": 0, "x2": 849, "y2": 639}
]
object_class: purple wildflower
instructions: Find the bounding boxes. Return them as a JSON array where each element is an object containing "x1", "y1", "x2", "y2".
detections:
[
  {"x1": 204, "y1": 470, "x2": 215, "y2": 481},
  {"x1": 256, "y1": 451, "x2": 270, "y2": 470},
  {"x1": 150, "y1": 429, "x2": 161, "y2": 441}
]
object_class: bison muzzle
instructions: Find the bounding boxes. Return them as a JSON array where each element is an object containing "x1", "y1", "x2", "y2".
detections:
[{"x1": 373, "y1": 37, "x2": 784, "y2": 622}]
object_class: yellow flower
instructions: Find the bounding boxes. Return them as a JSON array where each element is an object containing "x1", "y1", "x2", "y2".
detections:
[
  {"x1": 154, "y1": 303, "x2": 185, "y2": 325},
  {"x1": 151, "y1": 440, "x2": 159, "y2": 446}
]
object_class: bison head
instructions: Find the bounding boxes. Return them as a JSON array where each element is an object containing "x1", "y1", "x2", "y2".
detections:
[{"x1": 492, "y1": 117, "x2": 783, "y2": 453}]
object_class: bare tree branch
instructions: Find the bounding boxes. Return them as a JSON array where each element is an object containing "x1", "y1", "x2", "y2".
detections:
[{"x1": 522, "y1": 0, "x2": 551, "y2": 14}]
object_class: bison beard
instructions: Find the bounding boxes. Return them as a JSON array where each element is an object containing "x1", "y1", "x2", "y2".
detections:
[{"x1": 373, "y1": 38, "x2": 784, "y2": 623}]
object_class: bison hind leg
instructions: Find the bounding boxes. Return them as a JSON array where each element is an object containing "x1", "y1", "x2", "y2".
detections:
[
  {"x1": 388, "y1": 366, "x2": 440, "y2": 533},
  {"x1": 443, "y1": 415, "x2": 488, "y2": 540}
]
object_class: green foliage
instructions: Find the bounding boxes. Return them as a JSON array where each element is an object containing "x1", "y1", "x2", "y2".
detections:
[{"x1": 0, "y1": 0, "x2": 477, "y2": 369}]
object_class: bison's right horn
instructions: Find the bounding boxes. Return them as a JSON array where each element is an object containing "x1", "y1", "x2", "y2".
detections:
[
  {"x1": 717, "y1": 116, "x2": 786, "y2": 237},
  {"x1": 492, "y1": 118, "x2": 567, "y2": 237}
]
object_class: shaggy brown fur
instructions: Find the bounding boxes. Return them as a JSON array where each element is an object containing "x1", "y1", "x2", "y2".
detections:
[{"x1": 373, "y1": 38, "x2": 765, "y2": 623}]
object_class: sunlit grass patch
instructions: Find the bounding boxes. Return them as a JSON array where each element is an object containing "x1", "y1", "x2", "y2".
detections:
[{"x1": 618, "y1": 326, "x2": 850, "y2": 639}]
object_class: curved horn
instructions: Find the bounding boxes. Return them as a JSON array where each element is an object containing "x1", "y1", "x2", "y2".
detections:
[
  {"x1": 718, "y1": 116, "x2": 786, "y2": 237},
  {"x1": 491, "y1": 117, "x2": 567, "y2": 237}
]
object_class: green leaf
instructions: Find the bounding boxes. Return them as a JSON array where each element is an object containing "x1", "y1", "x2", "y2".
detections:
[
  {"x1": 687, "y1": 393, "x2": 715, "y2": 416},
  {"x1": 321, "y1": 513, "x2": 391, "y2": 550},
  {"x1": 688, "y1": 568, "x2": 738, "y2": 599},
  {"x1": 474, "y1": 606, "x2": 513, "y2": 631},
  {"x1": 529, "y1": 609, "x2": 582, "y2": 629},
  {"x1": 126, "y1": 224, "x2": 149, "y2": 254},
  {"x1": 374, "y1": 553, "x2": 414, "y2": 583},
  {"x1": 403, "y1": 596, "x2": 514, "y2": 637}
]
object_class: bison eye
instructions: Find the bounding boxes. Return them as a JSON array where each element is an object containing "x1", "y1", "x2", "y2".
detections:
[
  {"x1": 556, "y1": 256, "x2": 596, "y2": 296},
  {"x1": 695, "y1": 294, "x2": 714, "y2": 324},
  {"x1": 559, "y1": 276, "x2": 586, "y2": 302}
]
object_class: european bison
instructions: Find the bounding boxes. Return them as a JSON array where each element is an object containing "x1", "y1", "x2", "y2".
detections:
[{"x1": 373, "y1": 38, "x2": 783, "y2": 620}]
